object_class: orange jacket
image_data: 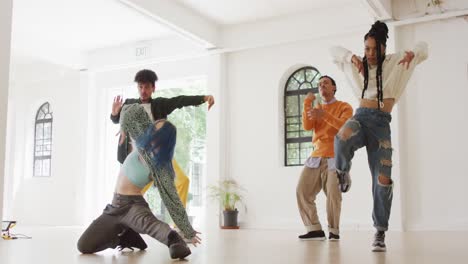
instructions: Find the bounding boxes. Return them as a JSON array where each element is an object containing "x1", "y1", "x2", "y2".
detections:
[{"x1": 302, "y1": 98, "x2": 353, "y2": 158}]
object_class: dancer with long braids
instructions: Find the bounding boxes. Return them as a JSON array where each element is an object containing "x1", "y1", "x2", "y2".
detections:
[
  {"x1": 330, "y1": 21, "x2": 428, "y2": 251},
  {"x1": 77, "y1": 104, "x2": 201, "y2": 259}
]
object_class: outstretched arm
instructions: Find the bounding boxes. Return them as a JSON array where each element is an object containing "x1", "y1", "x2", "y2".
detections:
[{"x1": 162, "y1": 95, "x2": 215, "y2": 115}]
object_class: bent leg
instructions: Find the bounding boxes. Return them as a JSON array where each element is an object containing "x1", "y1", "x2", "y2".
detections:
[
  {"x1": 334, "y1": 117, "x2": 366, "y2": 173},
  {"x1": 77, "y1": 212, "x2": 121, "y2": 254},
  {"x1": 323, "y1": 169, "x2": 342, "y2": 235},
  {"x1": 121, "y1": 203, "x2": 173, "y2": 246},
  {"x1": 296, "y1": 166, "x2": 323, "y2": 232}
]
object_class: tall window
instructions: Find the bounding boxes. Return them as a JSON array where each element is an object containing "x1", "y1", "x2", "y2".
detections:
[
  {"x1": 284, "y1": 67, "x2": 321, "y2": 166},
  {"x1": 34, "y1": 102, "x2": 53, "y2": 177}
]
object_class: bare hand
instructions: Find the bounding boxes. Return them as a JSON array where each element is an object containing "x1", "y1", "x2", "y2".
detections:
[
  {"x1": 112, "y1": 96, "x2": 123, "y2": 116},
  {"x1": 351, "y1": 55, "x2": 364, "y2": 76},
  {"x1": 307, "y1": 108, "x2": 325, "y2": 120},
  {"x1": 118, "y1": 131, "x2": 126, "y2": 145},
  {"x1": 204, "y1": 95, "x2": 215, "y2": 111},
  {"x1": 398, "y1": 51, "x2": 415, "y2": 69},
  {"x1": 190, "y1": 231, "x2": 202, "y2": 247},
  {"x1": 305, "y1": 92, "x2": 316, "y2": 102}
]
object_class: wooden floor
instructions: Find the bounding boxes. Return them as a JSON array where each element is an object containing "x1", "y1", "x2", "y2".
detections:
[{"x1": 1, "y1": 227, "x2": 468, "y2": 264}]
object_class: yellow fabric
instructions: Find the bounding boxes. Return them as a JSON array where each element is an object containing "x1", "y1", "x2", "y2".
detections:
[{"x1": 141, "y1": 159, "x2": 190, "y2": 208}]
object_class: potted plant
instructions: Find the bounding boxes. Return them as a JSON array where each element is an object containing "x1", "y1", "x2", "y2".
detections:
[
  {"x1": 208, "y1": 179, "x2": 245, "y2": 229},
  {"x1": 426, "y1": 0, "x2": 444, "y2": 14}
]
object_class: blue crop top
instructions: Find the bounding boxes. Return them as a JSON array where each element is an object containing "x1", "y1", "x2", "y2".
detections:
[{"x1": 122, "y1": 150, "x2": 151, "y2": 189}]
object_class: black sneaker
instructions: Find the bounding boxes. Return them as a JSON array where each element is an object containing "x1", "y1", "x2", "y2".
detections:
[
  {"x1": 117, "y1": 228, "x2": 147, "y2": 251},
  {"x1": 372, "y1": 231, "x2": 386, "y2": 252},
  {"x1": 337, "y1": 171, "x2": 352, "y2": 192},
  {"x1": 329, "y1": 232, "x2": 340, "y2": 241},
  {"x1": 167, "y1": 230, "x2": 191, "y2": 259},
  {"x1": 298, "y1": 230, "x2": 326, "y2": 241}
]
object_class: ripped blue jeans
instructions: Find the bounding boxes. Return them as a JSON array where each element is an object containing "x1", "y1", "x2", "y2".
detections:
[{"x1": 334, "y1": 108, "x2": 393, "y2": 231}]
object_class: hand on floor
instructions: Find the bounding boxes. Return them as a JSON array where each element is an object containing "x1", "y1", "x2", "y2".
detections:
[{"x1": 190, "y1": 231, "x2": 202, "y2": 247}]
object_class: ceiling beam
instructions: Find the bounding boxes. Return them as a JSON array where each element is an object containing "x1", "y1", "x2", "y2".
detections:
[
  {"x1": 118, "y1": 0, "x2": 220, "y2": 49},
  {"x1": 386, "y1": 8, "x2": 468, "y2": 27},
  {"x1": 218, "y1": 4, "x2": 372, "y2": 53},
  {"x1": 360, "y1": 0, "x2": 393, "y2": 20}
]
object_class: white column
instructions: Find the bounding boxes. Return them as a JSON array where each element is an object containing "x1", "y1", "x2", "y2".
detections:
[
  {"x1": 0, "y1": 0, "x2": 13, "y2": 222},
  {"x1": 205, "y1": 53, "x2": 228, "y2": 228}
]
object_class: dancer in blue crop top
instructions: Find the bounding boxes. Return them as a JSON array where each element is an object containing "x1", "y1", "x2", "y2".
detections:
[
  {"x1": 121, "y1": 150, "x2": 151, "y2": 189},
  {"x1": 77, "y1": 105, "x2": 200, "y2": 260}
]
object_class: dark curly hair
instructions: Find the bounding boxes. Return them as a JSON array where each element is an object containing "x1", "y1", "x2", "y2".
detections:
[{"x1": 134, "y1": 69, "x2": 158, "y2": 86}]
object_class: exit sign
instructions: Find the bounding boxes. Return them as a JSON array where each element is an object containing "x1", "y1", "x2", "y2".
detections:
[{"x1": 135, "y1": 46, "x2": 150, "y2": 59}]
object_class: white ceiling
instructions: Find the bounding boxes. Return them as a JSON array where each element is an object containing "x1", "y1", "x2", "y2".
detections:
[
  {"x1": 8, "y1": 0, "x2": 468, "y2": 71},
  {"x1": 175, "y1": 0, "x2": 355, "y2": 25},
  {"x1": 9, "y1": 0, "x2": 370, "y2": 69},
  {"x1": 11, "y1": 0, "x2": 172, "y2": 67}
]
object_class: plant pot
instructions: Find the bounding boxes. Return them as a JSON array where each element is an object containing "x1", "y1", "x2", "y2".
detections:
[{"x1": 222, "y1": 209, "x2": 239, "y2": 228}]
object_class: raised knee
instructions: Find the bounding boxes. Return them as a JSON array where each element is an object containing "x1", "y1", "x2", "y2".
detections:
[
  {"x1": 378, "y1": 175, "x2": 392, "y2": 186},
  {"x1": 337, "y1": 127, "x2": 354, "y2": 140},
  {"x1": 380, "y1": 159, "x2": 392, "y2": 167},
  {"x1": 337, "y1": 119, "x2": 360, "y2": 141},
  {"x1": 379, "y1": 139, "x2": 392, "y2": 150},
  {"x1": 77, "y1": 240, "x2": 96, "y2": 254}
]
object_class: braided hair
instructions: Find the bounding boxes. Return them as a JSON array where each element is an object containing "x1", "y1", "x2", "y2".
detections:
[{"x1": 362, "y1": 21, "x2": 388, "y2": 110}]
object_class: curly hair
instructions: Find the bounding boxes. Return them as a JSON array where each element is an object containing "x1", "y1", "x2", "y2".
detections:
[{"x1": 134, "y1": 69, "x2": 158, "y2": 86}]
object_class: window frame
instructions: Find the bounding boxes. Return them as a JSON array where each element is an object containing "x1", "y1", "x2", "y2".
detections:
[
  {"x1": 284, "y1": 66, "x2": 321, "y2": 166},
  {"x1": 33, "y1": 102, "x2": 53, "y2": 177}
]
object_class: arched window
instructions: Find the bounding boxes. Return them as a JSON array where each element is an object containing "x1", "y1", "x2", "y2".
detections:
[
  {"x1": 284, "y1": 67, "x2": 321, "y2": 166},
  {"x1": 33, "y1": 102, "x2": 53, "y2": 177}
]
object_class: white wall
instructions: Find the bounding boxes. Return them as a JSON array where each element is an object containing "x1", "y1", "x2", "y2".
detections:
[
  {"x1": 0, "y1": 0, "x2": 13, "y2": 223},
  {"x1": 224, "y1": 33, "x2": 404, "y2": 231},
  {"x1": 5, "y1": 59, "x2": 86, "y2": 226},
  {"x1": 396, "y1": 17, "x2": 468, "y2": 230}
]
